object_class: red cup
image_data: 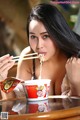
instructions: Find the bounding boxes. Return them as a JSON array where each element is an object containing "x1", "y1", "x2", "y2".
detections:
[{"x1": 23, "y1": 79, "x2": 51, "y2": 101}]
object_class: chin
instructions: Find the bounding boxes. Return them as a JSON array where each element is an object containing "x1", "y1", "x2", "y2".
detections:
[{"x1": 43, "y1": 57, "x2": 49, "y2": 62}]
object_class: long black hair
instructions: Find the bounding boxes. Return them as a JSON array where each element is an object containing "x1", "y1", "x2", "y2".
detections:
[{"x1": 26, "y1": 3, "x2": 80, "y2": 58}]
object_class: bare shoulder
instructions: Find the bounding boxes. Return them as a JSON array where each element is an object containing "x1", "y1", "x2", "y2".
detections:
[
  {"x1": 18, "y1": 46, "x2": 32, "y2": 65},
  {"x1": 20, "y1": 46, "x2": 31, "y2": 58},
  {"x1": 16, "y1": 46, "x2": 32, "y2": 79}
]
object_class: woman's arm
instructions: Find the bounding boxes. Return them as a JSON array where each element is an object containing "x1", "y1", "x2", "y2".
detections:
[
  {"x1": 16, "y1": 46, "x2": 32, "y2": 80},
  {"x1": 62, "y1": 57, "x2": 80, "y2": 96}
]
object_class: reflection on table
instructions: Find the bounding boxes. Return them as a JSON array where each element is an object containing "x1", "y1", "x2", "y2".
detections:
[{"x1": 0, "y1": 96, "x2": 80, "y2": 120}]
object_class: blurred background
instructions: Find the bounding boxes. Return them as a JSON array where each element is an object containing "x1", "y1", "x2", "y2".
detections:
[{"x1": 0, "y1": 0, "x2": 80, "y2": 56}]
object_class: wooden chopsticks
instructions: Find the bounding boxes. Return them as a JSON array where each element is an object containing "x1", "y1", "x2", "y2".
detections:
[
  {"x1": 13, "y1": 53, "x2": 38, "y2": 59},
  {"x1": 12, "y1": 53, "x2": 39, "y2": 62}
]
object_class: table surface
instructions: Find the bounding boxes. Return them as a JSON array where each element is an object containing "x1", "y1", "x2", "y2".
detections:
[{"x1": 0, "y1": 95, "x2": 80, "y2": 120}]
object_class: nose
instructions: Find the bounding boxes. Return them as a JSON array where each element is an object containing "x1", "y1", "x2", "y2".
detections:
[{"x1": 36, "y1": 38, "x2": 44, "y2": 49}]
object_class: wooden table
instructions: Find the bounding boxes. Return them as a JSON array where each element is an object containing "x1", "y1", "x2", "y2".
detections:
[{"x1": 0, "y1": 96, "x2": 80, "y2": 120}]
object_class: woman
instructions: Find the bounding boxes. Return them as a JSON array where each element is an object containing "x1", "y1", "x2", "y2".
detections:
[{"x1": 1, "y1": 3, "x2": 80, "y2": 99}]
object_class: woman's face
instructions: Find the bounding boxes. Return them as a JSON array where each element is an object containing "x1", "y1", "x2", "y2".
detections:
[{"x1": 29, "y1": 20, "x2": 59, "y2": 61}]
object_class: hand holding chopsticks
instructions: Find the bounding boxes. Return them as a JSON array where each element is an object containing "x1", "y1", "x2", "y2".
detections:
[{"x1": 0, "y1": 53, "x2": 44, "y2": 93}]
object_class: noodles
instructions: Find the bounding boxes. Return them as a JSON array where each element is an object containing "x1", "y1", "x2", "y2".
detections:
[{"x1": 39, "y1": 54, "x2": 44, "y2": 79}]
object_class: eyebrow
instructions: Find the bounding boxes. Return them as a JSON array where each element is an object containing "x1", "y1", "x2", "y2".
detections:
[{"x1": 29, "y1": 32, "x2": 48, "y2": 35}]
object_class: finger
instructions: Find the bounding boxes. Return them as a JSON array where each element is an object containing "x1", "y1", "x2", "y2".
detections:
[
  {"x1": 0, "y1": 73, "x2": 4, "y2": 81},
  {"x1": 76, "y1": 58, "x2": 80, "y2": 63},
  {"x1": 0, "y1": 54, "x2": 10, "y2": 61},
  {"x1": 66, "y1": 57, "x2": 76, "y2": 64},
  {"x1": 70, "y1": 57, "x2": 74, "y2": 62},
  {"x1": 0, "y1": 56, "x2": 13, "y2": 68},
  {"x1": 66, "y1": 58, "x2": 70, "y2": 64},
  {"x1": 72, "y1": 57, "x2": 77, "y2": 63},
  {"x1": 70, "y1": 57, "x2": 78, "y2": 63},
  {"x1": 1, "y1": 64, "x2": 14, "y2": 78},
  {"x1": 0, "y1": 61, "x2": 15, "y2": 72},
  {"x1": 66, "y1": 57, "x2": 73, "y2": 64},
  {"x1": 7, "y1": 61, "x2": 15, "y2": 69}
]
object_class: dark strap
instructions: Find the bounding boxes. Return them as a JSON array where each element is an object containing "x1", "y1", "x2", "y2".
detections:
[{"x1": 32, "y1": 59, "x2": 36, "y2": 79}]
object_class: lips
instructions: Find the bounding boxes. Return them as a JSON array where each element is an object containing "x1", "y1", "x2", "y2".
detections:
[{"x1": 38, "y1": 52, "x2": 46, "y2": 56}]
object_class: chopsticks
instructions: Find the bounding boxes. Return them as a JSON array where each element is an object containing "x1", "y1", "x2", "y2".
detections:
[
  {"x1": 12, "y1": 53, "x2": 39, "y2": 62},
  {"x1": 13, "y1": 53, "x2": 38, "y2": 59},
  {"x1": 14, "y1": 56, "x2": 39, "y2": 62}
]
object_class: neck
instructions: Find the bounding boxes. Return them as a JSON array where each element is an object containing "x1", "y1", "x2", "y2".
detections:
[{"x1": 44, "y1": 51, "x2": 68, "y2": 65}]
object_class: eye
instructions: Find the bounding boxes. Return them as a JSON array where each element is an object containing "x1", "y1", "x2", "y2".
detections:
[
  {"x1": 29, "y1": 35, "x2": 37, "y2": 40},
  {"x1": 42, "y1": 34, "x2": 50, "y2": 39}
]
